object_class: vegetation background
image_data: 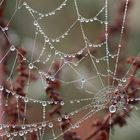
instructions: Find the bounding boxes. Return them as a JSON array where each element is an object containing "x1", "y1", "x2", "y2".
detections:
[{"x1": 1, "y1": 0, "x2": 140, "y2": 139}]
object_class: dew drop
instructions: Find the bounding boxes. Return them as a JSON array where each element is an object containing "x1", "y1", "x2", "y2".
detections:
[
  {"x1": 96, "y1": 59, "x2": 99, "y2": 63},
  {"x1": 81, "y1": 79, "x2": 85, "y2": 83},
  {"x1": 25, "y1": 5, "x2": 29, "y2": 9},
  {"x1": 48, "y1": 122, "x2": 53, "y2": 128},
  {"x1": 4, "y1": 26, "x2": 8, "y2": 31},
  {"x1": 89, "y1": 43, "x2": 92, "y2": 47},
  {"x1": 5, "y1": 102, "x2": 8, "y2": 107},
  {"x1": 50, "y1": 45, "x2": 54, "y2": 49},
  {"x1": 45, "y1": 38, "x2": 49, "y2": 43},
  {"x1": 42, "y1": 101, "x2": 47, "y2": 107},
  {"x1": 28, "y1": 63, "x2": 34, "y2": 69},
  {"x1": 56, "y1": 39, "x2": 60, "y2": 42},
  {"x1": 80, "y1": 18, "x2": 84, "y2": 22},
  {"x1": 122, "y1": 78, "x2": 126, "y2": 83},
  {"x1": 23, "y1": 2, "x2": 27, "y2": 6},
  {"x1": 60, "y1": 101, "x2": 64, "y2": 106},
  {"x1": 6, "y1": 133, "x2": 11, "y2": 138},
  {"x1": 75, "y1": 123, "x2": 80, "y2": 128},
  {"x1": 38, "y1": 126, "x2": 42, "y2": 130},
  {"x1": 42, "y1": 122, "x2": 47, "y2": 127},
  {"x1": 10, "y1": 45, "x2": 16, "y2": 51},
  {"x1": 57, "y1": 117, "x2": 62, "y2": 122},
  {"x1": 19, "y1": 131, "x2": 24, "y2": 136},
  {"x1": 90, "y1": 19, "x2": 93, "y2": 22},
  {"x1": 0, "y1": 124, "x2": 3, "y2": 130},
  {"x1": 70, "y1": 100, "x2": 74, "y2": 104},
  {"x1": 33, "y1": 20, "x2": 38, "y2": 26},
  {"x1": 23, "y1": 57, "x2": 26, "y2": 61},
  {"x1": 21, "y1": 125, "x2": 26, "y2": 129},
  {"x1": 24, "y1": 97, "x2": 29, "y2": 103},
  {"x1": 64, "y1": 115, "x2": 68, "y2": 119},
  {"x1": 64, "y1": 32, "x2": 68, "y2": 36},
  {"x1": 94, "y1": 17, "x2": 97, "y2": 20},
  {"x1": 85, "y1": 19, "x2": 89, "y2": 23},
  {"x1": 109, "y1": 105, "x2": 116, "y2": 113},
  {"x1": 13, "y1": 132, "x2": 18, "y2": 136},
  {"x1": 0, "y1": 85, "x2": 4, "y2": 91}
]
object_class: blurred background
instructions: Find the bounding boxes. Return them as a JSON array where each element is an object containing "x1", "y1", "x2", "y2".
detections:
[{"x1": 1, "y1": 0, "x2": 140, "y2": 139}]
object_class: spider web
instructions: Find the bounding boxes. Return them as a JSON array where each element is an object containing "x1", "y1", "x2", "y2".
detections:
[{"x1": 0, "y1": 0, "x2": 140, "y2": 140}]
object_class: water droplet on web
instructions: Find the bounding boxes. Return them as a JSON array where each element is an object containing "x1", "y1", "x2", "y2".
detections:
[
  {"x1": 19, "y1": 131, "x2": 24, "y2": 136},
  {"x1": 104, "y1": 21, "x2": 108, "y2": 25},
  {"x1": 57, "y1": 117, "x2": 62, "y2": 122},
  {"x1": 21, "y1": 125, "x2": 26, "y2": 129},
  {"x1": 89, "y1": 43, "x2": 92, "y2": 47},
  {"x1": 42, "y1": 101, "x2": 47, "y2": 107},
  {"x1": 61, "y1": 35, "x2": 65, "y2": 38},
  {"x1": 77, "y1": 100, "x2": 80, "y2": 103},
  {"x1": 60, "y1": 101, "x2": 64, "y2": 106},
  {"x1": 50, "y1": 45, "x2": 54, "y2": 49},
  {"x1": 6, "y1": 133, "x2": 11, "y2": 137},
  {"x1": 80, "y1": 18, "x2": 84, "y2": 22},
  {"x1": 81, "y1": 79, "x2": 85, "y2": 83},
  {"x1": 0, "y1": 85, "x2": 4, "y2": 91},
  {"x1": 109, "y1": 105, "x2": 116, "y2": 113},
  {"x1": 64, "y1": 32, "x2": 68, "y2": 36},
  {"x1": 42, "y1": 122, "x2": 47, "y2": 127},
  {"x1": 75, "y1": 123, "x2": 80, "y2": 128},
  {"x1": 25, "y1": 5, "x2": 29, "y2": 9},
  {"x1": 48, "y1": 122, "x2": 53, "y2": 128},
  {"x1": 24, "y1": 97, "x2": 29, "y2": 103},
  {"x1": 45, "y1": 38, "x2": 49, "y2": 43},
  {"x1": 38, "y1": 126, "x2": 42, "y2": 130},
  {"x1": 96, "y1": 59, "x2": 99, "y2": 63},
  {"x1": 23, "y1": 57, "x2": 26, "y2": 61},
  {"x1": 5, "y1": 102, "x2": 8, "y2": 106},
  {"x1": 4, "y1": 26, "x2": 8, "y2": 31},
  {"x1": 94, "y1": 17, "x2": 97, "y2": 20},
  {"x1": 37, "y1": 59, "x2": 40, "y2": 62},
  {"x1": 122, "y1": 78, "x2": 126, "y2": 83},
  {"x1": 13, "y1": 132, "x2": 18, "y2": 136},
  {"x1": 56, "y1": 38, "x2": 60, "y2": 42},
  {"x1": 118, "y1": 44, "x2": 122, "y2": 48},
  {"x1": 0, "y1": 124, "x2": 3, "y2": 130},
  {"x1": 51, "y1": 12, "x2": 55, "y2": 15},
  {"x1": 90, "y1": 19, "x2": 93, "y2": 22},
  {"x1": 51, "y1": 77, "x2": 55, "y2": 81},
  {"x1": 23, "y1": 2, "x2": 27, "y2": 6},
  {"x1": 64, "y1": 115, "x2": 68, "y2": 119},
  {"x1": 10, "y1": 45, "x2": 16, "y2": 51},
  {"x1": 33, "y1": 20, "x2": 38, "y2": 26},
  {"x1": 70, "y1": 100, "x2": 74, "y2": 104},
  {"x1": 85, "y1": 19, "x2": 89, "y2": 23},
  {"x1": 28, "y1": 63, "x2": 34, "y2": 69}
]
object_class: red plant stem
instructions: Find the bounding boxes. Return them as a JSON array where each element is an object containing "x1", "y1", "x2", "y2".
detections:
[
  {"x1": 85, "y1": 115, "x2": 110, "y2": 140},
  {"x1": 45, "y1": 62, "x2": 80, "y2": 140},
  {"x1": 0, "y1": 0, "x2": 6, "y2": 17}
]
